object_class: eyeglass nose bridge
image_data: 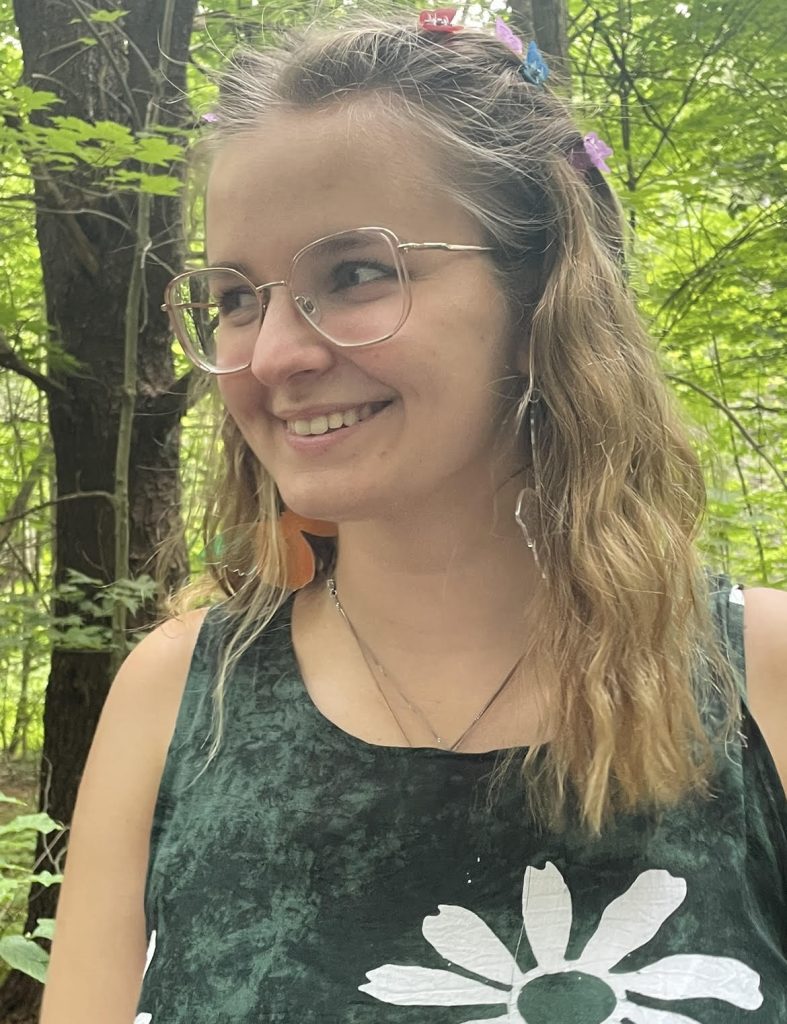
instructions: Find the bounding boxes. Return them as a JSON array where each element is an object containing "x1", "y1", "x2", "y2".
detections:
[{"x1": 255, "y1": 279, "x2": 320, "y2": 326}]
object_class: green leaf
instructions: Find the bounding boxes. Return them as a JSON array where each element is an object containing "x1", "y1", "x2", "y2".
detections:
[
  {"x1": 88, "y1": 8, "x2": 129, "y2": 23},
  {"x1": 0, "y1": 793, "x2": 26, "y2": 806},
  {"x1": 0, "y1": 813, "x2": 60, "y2": 837},
  {"x1": 109, "y1": 169, "x2": 182, "y2": 196},
  {"x1": 31, "y1": 871, "x2": 63, "y2": 888},
  {"x1": 63, "y1": 569, "x2": 101, "y2": 585},
  {"x1": 133, "y1": 135, "x2": 183, "y2": 165},
  {"x1": 0, "y1": 935, "x2": 49, "y2": 983},
  {"x1": 30, "y1": 919, "x2": 56, "y2": 941}
]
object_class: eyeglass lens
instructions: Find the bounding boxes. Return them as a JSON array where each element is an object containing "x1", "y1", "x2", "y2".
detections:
[{"x1": 169, "y1": 229, "x2": 408, "y2": 371}]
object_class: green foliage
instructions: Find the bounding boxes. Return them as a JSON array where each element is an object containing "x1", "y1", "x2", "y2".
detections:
[
  {"x1": 0, "y1": 934, "x2": 49, "y2": 983},
  {"x1": 1, "y1": 572, "x2": 159, "y2": 660},
  {"x1": 17, "y1": 115, "x2": 184, "y2": 197},
  {"x1": 53, "y1": 571, "x2": 159, "y2": 650},
  {"x1": 0, "y1": 794, "x2": 62, "y2": 983},
  {"x1": 571, "y1": 0, "x2": 786, "y2": 585}
]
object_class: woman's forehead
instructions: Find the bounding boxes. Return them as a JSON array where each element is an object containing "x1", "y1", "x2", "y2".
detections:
[{"x1": 205, "y1": 108, "x2": 481, "y2": 256}]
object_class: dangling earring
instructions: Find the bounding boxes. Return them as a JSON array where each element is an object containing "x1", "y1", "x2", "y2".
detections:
[
  {"x1": 515, "y1": 390, "x2": 547, "y2": 580},
  {"x1": 208, "y1": 513, "x2": 337, "y2": 590},
  {"x1": 279, "y1": 510, "x2": 338, "y2": 590}
]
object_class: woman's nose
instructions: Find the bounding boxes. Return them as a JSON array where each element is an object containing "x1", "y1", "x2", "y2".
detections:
[{"x1": 248, "y1": 284, "x2": 336, "y2": 387}]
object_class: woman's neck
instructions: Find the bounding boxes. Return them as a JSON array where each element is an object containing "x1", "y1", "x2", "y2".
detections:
[{"x1": 325, "y1": 474, "x2": 540, "y2": 669}]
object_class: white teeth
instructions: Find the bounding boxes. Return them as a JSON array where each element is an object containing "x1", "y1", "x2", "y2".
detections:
[{"x1": 288, "y1": 401, "x2": 385, "y2": 436}]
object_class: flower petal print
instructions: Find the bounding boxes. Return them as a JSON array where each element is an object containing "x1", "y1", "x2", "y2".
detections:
[
  {"x1": 423, "y1": 905, "x2": 526, "y2": 985},
  {"x1": 359, "y1": 863, "x2": 763, "y2": 1023},
  {"x1": 360, "y1": 965, "x2": 513, "y2": 1007},
  {"x1": 133, "y1": 929, "x2": 157, "y2": 1024},
  {"x1": 616, "y1": 1002, "x2": 704, "y2": 1024},
  {"x1": 521, "y1": 862, "x2": 573, "y2": 971},
  {"x1": 578, "y1": 869, "x2": 687, "y2": 972},
  {"x1": 621, "y1": 954, "x2": 763, "y2": 1007}
]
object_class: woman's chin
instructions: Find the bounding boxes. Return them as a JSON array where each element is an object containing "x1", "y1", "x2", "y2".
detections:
[
  {"x1": 280, "y1": 496, "x2": 385, "y2": 527},
  {"x1": 278, "y1": 495, "x2": 354, "y2": 524}
]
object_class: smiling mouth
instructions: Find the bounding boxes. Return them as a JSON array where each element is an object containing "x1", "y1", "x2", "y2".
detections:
[{"x1": 286, "y1": 401, "x2": 392, "y2": 436}]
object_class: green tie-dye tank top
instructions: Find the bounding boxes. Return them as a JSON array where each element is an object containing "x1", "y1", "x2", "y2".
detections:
[{"x1": 135, "y1": 580, "x2": 786, "y2": 1023}]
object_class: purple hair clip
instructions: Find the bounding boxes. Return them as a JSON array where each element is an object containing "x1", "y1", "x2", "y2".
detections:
[
  {"x1": 495, "y1": 17, "x2": 523, "y2": 56},
  {"x1": 568, "y1": 132, "x2": 613, "y2": 174},
  {"x1": 583, "y1": 132, "x2": 613, "y2": 172},
  {"x1": 200, "y1": 112, "x2": 219, "y2": 124}
]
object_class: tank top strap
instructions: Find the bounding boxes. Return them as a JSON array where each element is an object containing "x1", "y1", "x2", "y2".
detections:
[{"x1": 706, "y1": 571, "x2": 747, "y2": 701}]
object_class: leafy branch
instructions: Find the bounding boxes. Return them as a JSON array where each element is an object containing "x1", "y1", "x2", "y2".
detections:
[
  {"x1": 0, "y1": 491, "x2": 116, "y2": 535},
  {"x1": 667, "y1": 373, "x2": 787, "y2": 492},
  {"x1": 0, "y1": 332, "x2": 61, "y2": 397},
  {"x1": 111, "y1": 0, "x2": 179, "y2": 672}
]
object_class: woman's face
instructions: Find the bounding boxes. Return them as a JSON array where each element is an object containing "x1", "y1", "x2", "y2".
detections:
[{"x1": 207, "y1": 108, "x2": 526, "y2": 523}]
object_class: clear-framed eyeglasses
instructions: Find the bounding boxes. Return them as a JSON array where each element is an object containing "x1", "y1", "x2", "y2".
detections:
[{"x1": 161, "y1": 226, "x2": 494, "y2": 374}]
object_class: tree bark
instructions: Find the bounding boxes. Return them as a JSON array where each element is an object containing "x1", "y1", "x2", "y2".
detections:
[
  {"x1": 510, "y1": 0, "x2": 571, "y2": 88},
  {"x1": 532, "y1": 0, "x2": 569, "y2": 64},
  {"x1": 1, "y1": 1, "x2": 196, "y2": 1019}
]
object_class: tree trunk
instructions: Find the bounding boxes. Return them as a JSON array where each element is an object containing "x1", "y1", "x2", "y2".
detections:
[
  {"x1": 532, "y1": 0, "x2": 569, "y2": 64},
  {"x1": 1, "y1": 2, "x2": 196, "y2": 1019},
  {"x1": 510, "y1": 0, "x2": 570, "y2": 87}
]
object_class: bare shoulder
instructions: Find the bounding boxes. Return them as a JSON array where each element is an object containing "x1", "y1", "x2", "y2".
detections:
[
  {"x1": 39, "y1": 606, "x2": 211, "y2": 1024},
  {"x1": 742, "y1": 587, "x2": 787, "y2": 792},
  {"x1": 121, "y1": 607, "x2": 210, "y2": 704},
  {"x1": 103, "y1": 607, "x2": 211, "y2": 754},
  {"x1": 126, "y1": 605, "x2": 210, "y2": 672}
]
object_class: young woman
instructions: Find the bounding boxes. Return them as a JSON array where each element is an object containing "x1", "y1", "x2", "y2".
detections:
[{"x1": 41, "y1": 12, "x2": 786, "y2": 1024}]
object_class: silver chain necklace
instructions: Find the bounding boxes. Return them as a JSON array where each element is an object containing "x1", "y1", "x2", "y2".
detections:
[{"x1": 326, "y1": 577, "x2": 522, "y2": 752}]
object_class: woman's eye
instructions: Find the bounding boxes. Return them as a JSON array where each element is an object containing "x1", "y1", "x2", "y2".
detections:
[
  {"x1": 216, "y1": 288, "x2": 257, "y2": 317},
  {"x1": 330, "y1": 260, "x2": 395, "y2": 290}
]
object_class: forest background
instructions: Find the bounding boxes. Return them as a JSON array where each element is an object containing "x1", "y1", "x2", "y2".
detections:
[{"x1": 0, "y1": 0, "x2": 784, "y2": 1019}]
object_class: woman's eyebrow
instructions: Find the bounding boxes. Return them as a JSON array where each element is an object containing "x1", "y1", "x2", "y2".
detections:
[
  {"x1": 316, "y1": 233, "x2": 380, "y2": 255},
  {"x1": 205, "y1": 234, "x2": 380, "y2": 276},
  {"x1": 206, "y1": 260, "x2": 255, "y2": 276}
]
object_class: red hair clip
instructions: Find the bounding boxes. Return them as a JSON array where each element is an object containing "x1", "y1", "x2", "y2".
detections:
[{"x1": 418, "y1": 8, "x2": 462, "y2": 32}]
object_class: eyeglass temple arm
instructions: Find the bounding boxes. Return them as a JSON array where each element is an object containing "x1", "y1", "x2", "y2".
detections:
[
  {"x1": 160, "y1": 279, "x2": 286, "y2": 314},
  {"x1": 399, "y1": 242, "x2": 494, "y2": 252}
]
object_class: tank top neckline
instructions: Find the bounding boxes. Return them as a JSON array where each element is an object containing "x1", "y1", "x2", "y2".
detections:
[{"x1": 275, "y1": 594, "x2": 530, "y2": 762}]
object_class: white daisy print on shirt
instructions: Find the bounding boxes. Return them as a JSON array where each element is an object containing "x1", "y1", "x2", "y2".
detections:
[
  {"x1": 133, "y1": 928, "x2": 157, "y2": 1024},
  {"x1": 359, "y1": 863, "x2": 763, "y2": 1023}
]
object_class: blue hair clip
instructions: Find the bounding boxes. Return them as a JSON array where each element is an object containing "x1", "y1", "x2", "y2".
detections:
[{"x1": 519, "y1": 41, "x2": 549, "y2": 86}]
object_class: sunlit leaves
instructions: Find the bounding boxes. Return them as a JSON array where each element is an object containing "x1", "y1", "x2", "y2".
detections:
[
  {"x1": 572, "y1": 0, "x2": 786, "y2": 584},
  {"x1": 17, "y1": 116, "x2": 183, "y2": 179}
]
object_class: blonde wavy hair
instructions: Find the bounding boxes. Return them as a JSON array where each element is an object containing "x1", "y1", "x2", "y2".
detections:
[{"x1": 172, "y1": 13, "x2": 738, "y2": 833}]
